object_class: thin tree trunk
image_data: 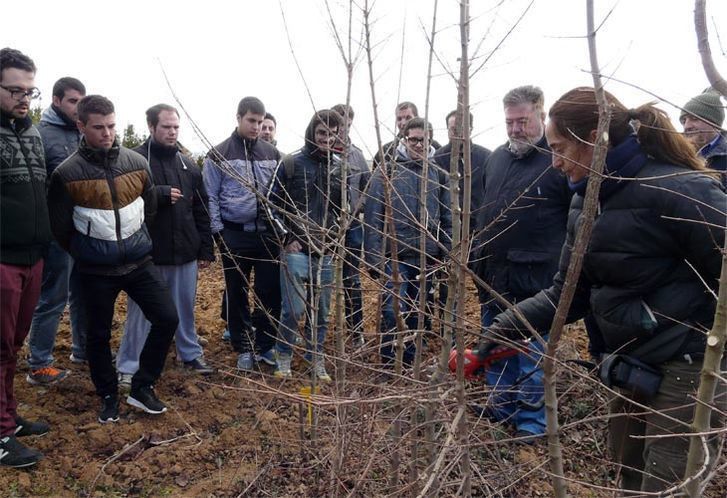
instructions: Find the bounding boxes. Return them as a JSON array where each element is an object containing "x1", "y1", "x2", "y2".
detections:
[
  {"x1": 362, "y1": 2, "x2": 407, "y2": 490},
  {"x1": 408, "y1": 1, "x2": 440, "y2": 491},
  {"x1": 684, "y1": 2, "x2": 727, "y2": 494},
  {"x1": 541, "y1": 2, "x2": 611, "y2": 496},
  {"x1": 453, "y1": 2, "x2": 472, "y2": 495}
]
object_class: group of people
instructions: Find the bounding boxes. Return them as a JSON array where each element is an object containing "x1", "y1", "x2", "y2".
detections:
[{"x1": 1, "y1": 46, "x2": 726, "y2": 495}]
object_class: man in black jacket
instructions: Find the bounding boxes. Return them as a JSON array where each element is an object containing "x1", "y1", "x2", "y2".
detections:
[
  {"x1": 272, "y1": 110, "x2": 346, "y2": 380},
  {"x1": 117, "y1": 104, "x2": 215, "y2": 386},
  {"x1": 0, "y1": 47, "x2": 52, "y2": 468},
  {"x1": 475, "y1": 85, "x2": 571, "y2": 439},
  {"x1": 26, "y1": 77, "x2": 87, "y2": 386},
  {"x1": 433, "y1": 110, "x2": 491, "y2": 333},
  {"x1": 48, "y1": 95, "x2": 178, "y2": 424}
]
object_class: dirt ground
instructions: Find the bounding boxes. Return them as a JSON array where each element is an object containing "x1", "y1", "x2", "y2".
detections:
[{"x1": 2, "y1": 261, "x2": 725, "y2": 497}]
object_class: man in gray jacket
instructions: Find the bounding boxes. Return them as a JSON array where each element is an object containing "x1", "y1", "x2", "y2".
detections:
[
  {"x1": 26, "y1": 77, "x2": 87, "y2": 386},
  {"x1": 365, "y1": 118, "x2": 451, "y2": 365}
]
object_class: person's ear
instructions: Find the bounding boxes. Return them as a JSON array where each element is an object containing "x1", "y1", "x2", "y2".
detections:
[{"x1": 588, "y1": 129, "x2": 598, "y2": 144}]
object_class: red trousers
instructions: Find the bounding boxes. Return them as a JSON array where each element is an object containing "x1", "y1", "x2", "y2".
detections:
[{"x1": 0, "y1": 260, "x2": 43, "y2": 436}]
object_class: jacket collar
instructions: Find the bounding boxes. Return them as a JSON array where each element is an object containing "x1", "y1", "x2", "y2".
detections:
[
  {"x1": 232, "y1": 129, "x2": 258, "y2": 150},
  {"x1": 145, "y1": 137, "x2": 179, "y2": 159},
  {"x1": 43, "y1": 105, "x2": 78, "y2": 129},
  {"x1": 78, "y1": 136, "x2": 121, "y2": 166},
  {"x1": 569, "y1": 134, "x2": 648, "y2": 201},
  {"x1": 0, "y1": 109, "x2": 32, "y2": 134}
]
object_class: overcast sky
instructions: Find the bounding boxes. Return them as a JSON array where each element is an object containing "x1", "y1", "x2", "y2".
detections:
[{"x1": 3, "y1": 0, "x2": 726, "y2": 156}]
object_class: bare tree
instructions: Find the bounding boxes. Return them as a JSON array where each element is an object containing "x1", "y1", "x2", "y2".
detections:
[{"x1": 684, "y1": 1, "x2": 727, "y2": 495}]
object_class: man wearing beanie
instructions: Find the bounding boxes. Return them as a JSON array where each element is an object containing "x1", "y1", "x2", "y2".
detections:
[{"x1": 680, "y1": 88, "x2": 726, "y2": 183}]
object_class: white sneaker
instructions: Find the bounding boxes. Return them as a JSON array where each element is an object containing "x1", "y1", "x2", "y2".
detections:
[
  {"x1": 274, "y1": 353, "x2": 292, "y2": 378},
  {"x1": 314, "y1": 360, "x2": 332, "y2": 383},
  {"x1": 69, "y1": 353, "x2": 87, "y2": 364}
]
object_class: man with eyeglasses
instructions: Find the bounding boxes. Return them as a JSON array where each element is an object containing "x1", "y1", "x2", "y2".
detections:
[
  {"x1": 26, "y1": 77, "x2": 88, "y2": 387},
  {"x1": 365, "y1": 117, "x2": 451, "y2": 367},
  {"x1": 373, "y1": 102, "x2": 441, "y2": 168},
  {"x1": 0, "y1": 48, "x2": 53, "y2": 468},
  {"x1": 269, "y1": 110, "x2": 347, "y2": 381}
]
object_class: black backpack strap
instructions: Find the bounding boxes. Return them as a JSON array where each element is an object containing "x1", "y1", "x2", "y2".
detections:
[{"x1": 283, "y1": 154, "x2": 296, "y2": 180}]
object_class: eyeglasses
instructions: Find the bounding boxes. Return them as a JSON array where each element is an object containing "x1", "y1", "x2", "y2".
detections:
[
  {"x1": 0, "y1": 85, "x2": 41, "y2": 101},
  {"x1": 405, "y1": 136, "x2": 426, "y2": 145}
]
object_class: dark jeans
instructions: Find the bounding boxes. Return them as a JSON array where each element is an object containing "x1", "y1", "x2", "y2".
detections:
[
  {"x1": 220, "y1": 230, "x2": 280, "y2": 354},
  {"x1": 380, "y1": 258, "x2": 432, "y2": 364},
  {"x1": 79, "y1": 263, "x2": 178, "y2": 397},
  {"x1": 343, "y1": 222, "x2": 364, "y2": 335},
  {"x1": 0, "y1": 260, "x2": 43, "y2": 436}
]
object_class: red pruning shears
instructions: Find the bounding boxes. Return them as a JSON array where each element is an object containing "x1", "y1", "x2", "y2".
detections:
[{"x1": 448, "y1": 346, "x2": 519, "y2": 380}]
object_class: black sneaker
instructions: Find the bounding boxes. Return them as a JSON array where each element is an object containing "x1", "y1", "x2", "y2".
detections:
[
  {"x1": 127, "y1": 386, "x2": 167, "y2": 415},
  {"x1": 98, "y1": 395, "x2": 119, "y2": 424},
  {"x1": 183, "y1": 357, "x2": 216, "y2": 375},
  {"x1": 0, "y1": 436, "x2": 42, "y2": 468},
  {"x1": 14, "y1": 416, "x2": 49, "y2": 437}
]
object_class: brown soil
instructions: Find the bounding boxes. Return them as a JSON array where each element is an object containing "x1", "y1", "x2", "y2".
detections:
[{"x1": 2, "y1": 262, "x2": 725, "y2": 497}]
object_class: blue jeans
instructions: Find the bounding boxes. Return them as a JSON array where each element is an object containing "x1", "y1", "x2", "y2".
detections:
[
  {"x1": 27, "y1": 240, "x2": 87, "y2": 368},
  {"x1": 482, "y1": 305, "x2": 546, "y2": 435},
  {"x1": 380, "y1": 258, "x2": 432, "y2": 364},
  {"x1": 276, "y1": 252, "x2": 333, "y2": 357},
  {"x1": 117, "y1": 261, "x2": 203, "y2": 374}
]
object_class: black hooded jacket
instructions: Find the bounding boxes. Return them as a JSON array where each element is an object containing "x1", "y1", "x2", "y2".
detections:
[
  {"x1": 272, "y1": 120, "x2": 346, "y2": 254},
  {"x1": 134, "y1": 139, "x2": 213, "y2": 265}
]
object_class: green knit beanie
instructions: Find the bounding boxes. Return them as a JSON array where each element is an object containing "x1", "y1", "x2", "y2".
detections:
[{"x1": 680, "y1": 88, "x2": 725, "y2": 127}]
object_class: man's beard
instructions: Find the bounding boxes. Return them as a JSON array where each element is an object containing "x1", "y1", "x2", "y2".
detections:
[
  {"x1": 508, "y1": 125, "x2": 543, "y2": 158},
  {"x1": 508, "y1": 138, "x2": 536, "y2": 157}
]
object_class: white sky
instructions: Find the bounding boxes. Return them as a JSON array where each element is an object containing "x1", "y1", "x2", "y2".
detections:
[{"x1": 3, "y1": 0, "x2": 726, "y2": 156}]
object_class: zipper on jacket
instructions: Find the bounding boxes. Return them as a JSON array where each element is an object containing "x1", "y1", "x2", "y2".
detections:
[
  {"x1": 245, "y1": 142, "x2": 262, "y2": 231},
  {"x1": 104, "y1": 155, "x2": 126, "y2": 262}
]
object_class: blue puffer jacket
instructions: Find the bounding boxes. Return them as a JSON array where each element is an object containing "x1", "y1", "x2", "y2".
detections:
[
  {"x1": 38, "y1": 105, "x2": 81, "y2": 175},
  {"x1": 364, "y1": 145, "x2": 452, "y2": 268}
]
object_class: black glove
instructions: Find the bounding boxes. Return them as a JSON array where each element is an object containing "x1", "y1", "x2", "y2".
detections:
[{"x1": 476, "y1": 327, "x2": 500, "y2": 360}]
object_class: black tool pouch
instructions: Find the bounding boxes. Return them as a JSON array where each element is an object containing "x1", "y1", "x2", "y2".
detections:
[{"x1": 599, "y1": 354, "x2": 663, "y2": 399}]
